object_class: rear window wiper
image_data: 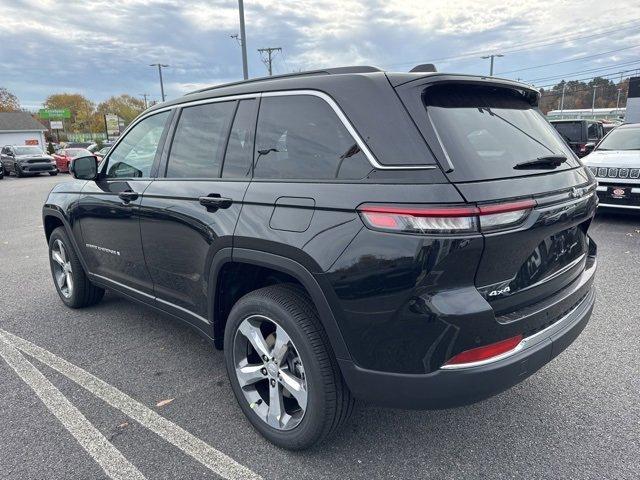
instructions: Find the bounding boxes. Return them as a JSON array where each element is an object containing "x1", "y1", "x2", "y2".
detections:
[{"x1": 514, "y1": 155, "x2": 568, "y2": 170}]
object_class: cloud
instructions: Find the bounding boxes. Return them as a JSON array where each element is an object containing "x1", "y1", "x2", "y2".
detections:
[{"x1": 1, "y1": 0, "x2": 639, "y2": 108}]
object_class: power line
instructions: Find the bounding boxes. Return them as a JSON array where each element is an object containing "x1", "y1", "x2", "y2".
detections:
[
  {"x1": 383, "y1": 19, "x2": 640, "y2": 69},
  {"x1": 525, "y1": 59, "x2": 640, "y2": 83},
  {"x1": 535, "y1": 68, "x2": 639, "y2": 90},
  {"x1": 497, "y1": 44, "x2": 640, "y2": 75}
]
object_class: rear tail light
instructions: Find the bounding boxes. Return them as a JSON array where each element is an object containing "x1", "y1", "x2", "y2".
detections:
[
  {"x1": 358, "y1": 199, "x2": 535, "y2": 235},
  {"x1": 442, "y1": 334, "x2": 523, "y2": 368}
]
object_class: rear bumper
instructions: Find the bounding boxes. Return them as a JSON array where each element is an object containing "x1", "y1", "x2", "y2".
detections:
[{"x1": 339, "y1": 283, "x2": 595, "y2": 409}]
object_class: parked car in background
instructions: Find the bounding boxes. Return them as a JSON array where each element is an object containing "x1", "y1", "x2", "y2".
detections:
[
  {"x1": 583, "y1": 123, "x2": 640, "y2": 211},
  {"x1": 52, "y1": 148, "x2": 94, "y2": 173},
  {"x1": 549, "y1": 119, "x2": 605, "y2": 157},
  {"x1": 94, "y1": 146, "x2": 112, "y2": 161},
  {"x1": 64, "y1": 142, "x2": 96, "y2": 150},
  {"x1": 0, "y1": 158, "x2": 4, "y2": 179},
  {"x1": 43, "y1": 68, "x2": 598, "y2": 450},
  {"x1": 1, "y1": 145, "x2": 57, "y2": 177}
]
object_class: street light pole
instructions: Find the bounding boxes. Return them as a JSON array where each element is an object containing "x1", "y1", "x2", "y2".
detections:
[
  {"x1": 149, "y1": 64, "x2": 169, "y2": 102},
  {"x1": 616, "y1": 88, "x2": 622, "y2": 112},
  {"x1": 560, "y1": 83, "x2": 567, "y2": 113},
  {"x1": 481, "y1": 54, "x2": 504, "y2": 76},
  {"x1": 591, "y1": 85, "x2": 597, "y2": 113},
  {"x1": 238, "y1": 0, "x2": 249, "y2": 79}
]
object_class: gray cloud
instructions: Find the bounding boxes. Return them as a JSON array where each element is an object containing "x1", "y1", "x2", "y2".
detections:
[{"x1": 1, "y1": 0, "x2": 639, "y2": 108}]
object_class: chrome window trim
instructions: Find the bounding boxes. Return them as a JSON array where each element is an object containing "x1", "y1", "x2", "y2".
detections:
[{"x1": 104, "y1": 90, "x2": 436, "y2": 172}]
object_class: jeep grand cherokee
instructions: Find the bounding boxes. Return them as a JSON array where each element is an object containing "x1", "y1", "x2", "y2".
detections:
[{"x1": 43, "y1": 66, "x2": 597, "y2": 450}]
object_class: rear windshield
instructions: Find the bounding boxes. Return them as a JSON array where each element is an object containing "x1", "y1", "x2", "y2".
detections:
[
  {"x1": 424, "y1": 84, "x2": 578, "y2": 182},
  {"x1": 552, "y1": 122, "x2": 584, "y2": 143},
  {"x1": 596, "y1": 127, "x2": 640, "y2": 151}
]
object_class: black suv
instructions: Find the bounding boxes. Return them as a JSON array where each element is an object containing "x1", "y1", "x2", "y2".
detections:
[
  {"x1": 549, "y1": 119, "x2": 606, "y2": 157},
  {"x1": 43, "y1": 67, "x2": 598, "y2": 450}
]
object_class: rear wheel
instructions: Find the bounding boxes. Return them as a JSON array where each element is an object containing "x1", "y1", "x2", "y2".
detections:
[
  {"x1": 48, "y1": 227, "x2": 105, "y2": 308},
  {"x1": 224, "y1": 284, "x2": 354, "y2": 450}
]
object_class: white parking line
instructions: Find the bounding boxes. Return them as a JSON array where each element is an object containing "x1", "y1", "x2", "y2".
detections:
[
  {"x1": 0, "y1": 329, "x2": 262, "y2": 480},
  {"x1": 0, "y1": 333, "x2": 147, "y2": 480}
]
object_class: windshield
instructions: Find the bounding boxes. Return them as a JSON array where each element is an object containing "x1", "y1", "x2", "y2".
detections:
[
  {"x1": 596, "y1": 127, "x2": 640, "y2": 151},
  {"x1": 425, "y1": 84, "x2": 577, "y2": 182},
  {"x1": 551, "y1": 122, "x2": 584, "y2": 143},
  {"x1": 66, "y1": 148, "x2": 92, "y2": 157},
  {"x1": 14, "y1": 146, "x2": 43, "y2": 156}
]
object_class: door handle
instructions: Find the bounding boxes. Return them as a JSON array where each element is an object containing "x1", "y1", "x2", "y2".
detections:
[
  {"x1": 118, "y1": 190, "x2": 139, "y2": 203},
  {"x1": 199, "y1": 194, "x2": 233, "y2": 211}
]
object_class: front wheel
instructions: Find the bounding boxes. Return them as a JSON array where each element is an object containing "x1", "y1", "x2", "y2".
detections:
[
  {"x1": 48, "y1": 227, "x2": 105, "y2": 308},
  {"x1": 224, "y1": 284, "x2": 354, "y2": 450},
  {"x1": 14, "y1": 165, "x2": 23, "y2": 177},
  {"x1": 49, "y1": 171, "x2": 58, "y2": 176}
]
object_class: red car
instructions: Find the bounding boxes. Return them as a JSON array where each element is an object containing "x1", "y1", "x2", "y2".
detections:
[{"x1": 52, "y1": 148, "x2": 94, "y2": 173}]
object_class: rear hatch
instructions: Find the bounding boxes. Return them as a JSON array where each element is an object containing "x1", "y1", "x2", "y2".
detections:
[
  {"x1": 396, "y1": 79, "x2": 596, "y2": 316},
  {"x1": 550, "y1": 121, "x2": 585, "y2": 156}
]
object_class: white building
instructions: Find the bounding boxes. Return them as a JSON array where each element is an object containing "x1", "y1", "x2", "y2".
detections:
[{"x1": 0, "y1": 112, "x2": 47, "y2": 149}]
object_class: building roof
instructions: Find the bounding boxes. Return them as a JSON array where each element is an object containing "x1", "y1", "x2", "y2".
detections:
[{"x1": 0, "y1": 112, "x2": 46, "y2": 132}]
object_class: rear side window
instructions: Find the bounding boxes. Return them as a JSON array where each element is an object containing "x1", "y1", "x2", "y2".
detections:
[
  {"x1": 222, "y1": 100, "x2": 255, "y2": 178},
  {"x1": 425, "y1": 84, "x2": 577, "y2": 182},
  {"x1": 253, "y1": 95, "x2": 372, "y2": 180},
  {"x1": 167, "y1": 101, "x2": 235, "y2": 178}
]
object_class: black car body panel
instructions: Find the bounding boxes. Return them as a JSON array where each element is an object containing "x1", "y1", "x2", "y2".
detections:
[{"x1": 43, "y1": 68, "x2": 597, "y2": 408}]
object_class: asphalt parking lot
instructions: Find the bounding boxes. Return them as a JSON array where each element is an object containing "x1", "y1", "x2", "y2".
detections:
[{"x1": 0, "y1": 174, "x2": 638, "y2": 480}]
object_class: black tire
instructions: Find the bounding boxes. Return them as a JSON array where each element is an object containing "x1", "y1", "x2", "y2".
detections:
[
  {"x1": 48, "y1": 227, "x2": 105, "y2": 308},
  {"x1": 15, "y1": 165, "x2": 23, "y2": 177},
  {"x1": 224, "y1": 284, "x2": 354, "y2": 450},
  {"x1": 49, "y1": 171, "x2": 58, "y2": 176}
]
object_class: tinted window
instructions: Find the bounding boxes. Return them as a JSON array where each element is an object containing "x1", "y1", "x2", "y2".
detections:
[
  {"x1": 552, "y1": 122, "x2": 584, "y2": 142},
  {"x1": 425, "y1": 84, "x2": 577, "y2": 182},
  {"x1": 106, "y1": 111, "x2": 169, "y2": 178},
  {"x1": 167, "y1": 102, "x2": 235, "y2": 178},
  {"x1": 253, "y1": 95, "x2": 371, "y2": 180},
  {"x1": 587, "y1": 123, "x2": 599, "y2": 140},
  {"x1": 222, "y1": 100, "x2": 255, "y2": 178}
]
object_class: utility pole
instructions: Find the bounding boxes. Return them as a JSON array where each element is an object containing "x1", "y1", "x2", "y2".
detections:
[
  {"x1": 238, "y1": 0, "x2": 249, "y2": 79},
  {"x1": 258, "y1": 47, "x2": 282, "y2": 76},
  {"x1": 139, "y1": 93, "x2": 150, "y2": 109},
  {"x1": 481, "y1": 53, "x2": 503, "y2": 76},
  {"x1": 560, "y1": 83, "x2": 567, "y2": 113},
  {"x1": 149, "y1": 64, "x2": 169, "y2": 102},
  {"x1": 591, "y1": 85, "x2": 597, "y2": 113},
  {"x1": 616, "y1": 88, "x2": 622, "y2": 112}
]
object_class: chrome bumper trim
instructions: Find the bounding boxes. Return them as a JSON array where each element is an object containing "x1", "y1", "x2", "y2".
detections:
[{"x1": 441, "y1": 287, "x2": 595, "y2": 370}]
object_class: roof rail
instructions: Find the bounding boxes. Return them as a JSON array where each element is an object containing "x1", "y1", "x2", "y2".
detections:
[{"x1": 186, "y1": 66, "x2": 383, "y2": 95}]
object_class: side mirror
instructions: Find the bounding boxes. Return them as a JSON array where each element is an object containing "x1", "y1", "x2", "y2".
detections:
[{"x1": 71, "y1": 156, "x2": 99, "y2": 180}]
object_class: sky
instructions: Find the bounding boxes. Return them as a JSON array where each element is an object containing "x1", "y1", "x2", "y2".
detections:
[{"x1": 2, "y1": 0, "x2": 640, "y2": 109}]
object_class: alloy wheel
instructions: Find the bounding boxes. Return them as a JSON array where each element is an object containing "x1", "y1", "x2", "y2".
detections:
[
  {"x1": 233, "y1": 315, "x2": 308, "y2": 431},
  {"x1": 51, "y1": 239, "x2": 74, "y2": 298}
]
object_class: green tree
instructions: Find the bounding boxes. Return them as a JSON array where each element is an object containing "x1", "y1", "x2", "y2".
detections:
[
  {"x1": 96, "y1": 94, "x2": 145, "y2": 125},
  {"x1": 0, "y1": 87, "x2": 20, "y2": 111},
  {"x1": 43, "y1": 93, "x2": 96, "y2": 133}
]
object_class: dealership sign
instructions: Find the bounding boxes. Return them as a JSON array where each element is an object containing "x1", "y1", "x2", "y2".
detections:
[
  {"x1": 105, "y1": 114, "x2": 120, "y2": 138},
  {"x1": 50, "y1": 120, "x2": 63, "y2": 130},
  {"x1": 38, "y1": 108, "x2": 71, "y2": 119}
]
